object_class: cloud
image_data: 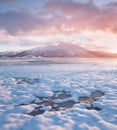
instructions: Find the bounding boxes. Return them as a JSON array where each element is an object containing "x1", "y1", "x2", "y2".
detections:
[
  {"x1": 0, "y1": 10, "x2": 43, "y2": 35},
  {"x1": 44, "y1": 0, "x2": 117, "y2": 33},
  {"x1": 0, "y1": 0, "x2": 117, "y2": 35},
  {"x1": 0, "y1": 0, "x2": 16, "y2": 3}
]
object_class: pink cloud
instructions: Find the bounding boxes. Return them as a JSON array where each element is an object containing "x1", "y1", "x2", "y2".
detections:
[
  {"x1": 44, "y1": 0, "x2": 117, "y2": 33},
  {"x1": 0, "y1": 0, "x2": 117, "y2": 35}
]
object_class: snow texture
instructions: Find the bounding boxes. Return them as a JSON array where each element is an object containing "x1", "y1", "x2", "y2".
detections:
[{"x1": 0, "y1": 61, "x2": 117, "y2": 130}]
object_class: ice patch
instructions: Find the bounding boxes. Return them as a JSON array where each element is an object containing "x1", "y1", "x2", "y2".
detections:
[{"x1": 0, "y1": 63, "x2": 117, "y2": 130}]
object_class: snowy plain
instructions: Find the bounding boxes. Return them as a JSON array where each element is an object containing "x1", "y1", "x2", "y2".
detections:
[{"x1": 0, "y1": 58, "x2": 117, "y2": 130}]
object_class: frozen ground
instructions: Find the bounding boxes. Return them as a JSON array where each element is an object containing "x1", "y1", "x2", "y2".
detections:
[{"x1": 0, "y1": 60, "x2": 117, "y2": 130}]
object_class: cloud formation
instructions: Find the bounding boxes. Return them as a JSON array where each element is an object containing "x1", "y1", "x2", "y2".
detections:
[{"x1": 0, "y1": 0, "x2": 117, "y2": 35}]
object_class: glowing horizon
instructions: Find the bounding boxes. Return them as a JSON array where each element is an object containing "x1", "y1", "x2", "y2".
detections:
[{"x1": 0, "y1": 0, "x2": 117, "y2": 53}]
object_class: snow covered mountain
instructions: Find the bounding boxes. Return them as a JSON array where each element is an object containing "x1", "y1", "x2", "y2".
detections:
[{"x1": 0, "y1": 43, "x2": 117, "y2": 58}]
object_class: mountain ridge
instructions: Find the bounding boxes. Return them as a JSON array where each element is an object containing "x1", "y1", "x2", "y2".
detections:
[{"x1": 0, "y1": 43, "x2": 117, "y2": 58}]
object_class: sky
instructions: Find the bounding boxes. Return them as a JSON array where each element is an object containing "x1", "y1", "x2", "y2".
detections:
[{"x1": 0, "y1": 0, "x2": 117, "y2": 53}]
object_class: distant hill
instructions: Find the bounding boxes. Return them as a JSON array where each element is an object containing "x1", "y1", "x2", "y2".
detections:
[{"x1": 0, "y1": 43, "x2": 117, "y2": 58}]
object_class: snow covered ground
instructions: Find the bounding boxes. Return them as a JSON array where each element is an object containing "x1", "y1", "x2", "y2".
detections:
[{"x1": 0, "y1": 60, "x2": 117, "y2": 130}]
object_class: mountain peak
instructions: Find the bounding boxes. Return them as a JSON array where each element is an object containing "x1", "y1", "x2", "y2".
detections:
[{"x1": 0, "y1": 43, "x2": 117, "y2": 58}]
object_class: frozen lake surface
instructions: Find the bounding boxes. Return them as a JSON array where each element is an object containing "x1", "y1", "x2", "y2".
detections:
[{"x1": 0, "y1": 59, "x2": 117, "y2": 130}]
